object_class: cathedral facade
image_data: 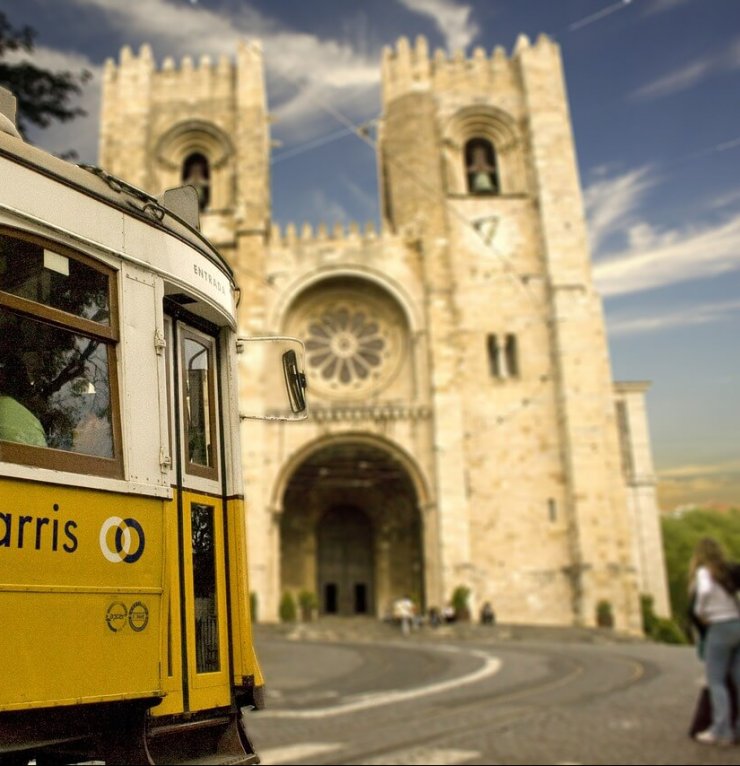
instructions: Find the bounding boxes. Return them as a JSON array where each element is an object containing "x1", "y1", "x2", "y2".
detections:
[{"x1": 99, "y1": 33, "x2": 669, "y2": 632}]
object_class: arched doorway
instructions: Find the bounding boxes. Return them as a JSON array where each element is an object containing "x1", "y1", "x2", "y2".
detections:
[{"x1": 279, "y1": 439, "x2": 424, "y2": 618}]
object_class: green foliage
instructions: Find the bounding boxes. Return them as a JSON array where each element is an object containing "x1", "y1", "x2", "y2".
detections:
[
  {"x1": 298, "y1": 590, "x2": 317, "y2": 609},
  {"x1": 249, "y1": 591, "x2": 258, "y2": 623},
  {"x1": 298, "y1": 590, "x2": 317, "y2": 621},
  {"x1": 661, "y1": 508, "x2": 740, "y2": 636},
  {"x1": 279, "y1": 591, "x2": 297, "y2": 623},
  {"x1": 451, "y1": 585, "x2": 470, "y2": 609},
  {"x1": 596, "y1": 599, "x2": 614, "y2": 628},
  {"x1": 0, "y1": 11, "x2": 91, "y2": 145},
  {"x1": 451, "y1": 585, "x2": 471, "y2": 620},
  {"x1": 641, "y1": 593, "x2": 687, "y2": 645}
]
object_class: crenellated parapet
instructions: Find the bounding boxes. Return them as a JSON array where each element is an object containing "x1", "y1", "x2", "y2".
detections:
[
  {"x1": 381, "y1": 32, "x2": 560, "y2": 104},
  {"x1": 99, "y1": 40, "x2": 268, "y2": 205},
  {"x1": 268, "y1": 220, "x2": 380, "y2": 249},
  {"x1": 101, "y1": 44, "x2": 255, "y2": 105}
]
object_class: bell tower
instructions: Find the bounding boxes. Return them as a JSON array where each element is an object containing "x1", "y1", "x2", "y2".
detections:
[
  {"x1": 98, "y1": 41, "x2": 271, "y2": 322},
  {"x1": 378, "y1": 34, "x2": 642, "y2": 631}
]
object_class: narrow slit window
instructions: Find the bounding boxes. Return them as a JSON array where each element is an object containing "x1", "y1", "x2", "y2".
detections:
[
  {"x1": 487, "y1": 334, "x2": 500, "y2": 377},
  {"x1": 505, "y1": 334, "x2": 519, "y2": 378}
]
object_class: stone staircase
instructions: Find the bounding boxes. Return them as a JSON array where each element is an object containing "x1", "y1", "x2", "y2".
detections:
[{"x1": 253, "y1": 616, "x2": 644, "y2": 645}]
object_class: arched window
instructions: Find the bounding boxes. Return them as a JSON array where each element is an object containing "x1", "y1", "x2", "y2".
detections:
[
  {"x1": 182, "y1": 152, "x2": 211, "y2": 211},
  {"x1": 465, "y1": 138, "x2": 498, "y2": 195}
]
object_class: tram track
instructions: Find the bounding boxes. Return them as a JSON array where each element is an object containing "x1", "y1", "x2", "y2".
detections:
[{"x1": 252, "y1": 640, "x2": 656, "y2": 766}]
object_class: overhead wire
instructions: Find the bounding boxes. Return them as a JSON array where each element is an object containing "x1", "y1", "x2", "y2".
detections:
[
  {"x1": 568, "y1": 0, "x2": 633, "y2": 32},
  {"x1": 258, "y1": 10, "x2": 740, "y2": 423},
  {"x1": 271, "y1": 124, "x2": 363, "y2": 164},
  {"x1": 260, "y1": 43, "x2": 559, "y2": 426}
]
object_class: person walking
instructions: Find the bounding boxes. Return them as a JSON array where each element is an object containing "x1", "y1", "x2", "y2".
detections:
[
  {"x1": 394, "y1": 595, "x2": 415, "y2": 636},
  {"x1": 689, "y1": 537, "x2": 740, "y2": 746}
]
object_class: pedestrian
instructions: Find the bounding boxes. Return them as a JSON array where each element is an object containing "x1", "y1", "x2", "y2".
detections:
[
  {"x1": 688, "y1": 536, "x2": 740, "y2": 746},
  {"x1": 394, "y1": 595, "x2": 415, "y2": 636},
  {"x1": 428, "y1": 607, "x2": 441, "y2": 628},
  {"x1": 480, "y1": 601, "x2": 495, "y2": 626}
]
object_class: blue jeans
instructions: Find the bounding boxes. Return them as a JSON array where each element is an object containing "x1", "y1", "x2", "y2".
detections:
[{"x1": 704, "y1": 618, "x2": 740, "y2": 741}]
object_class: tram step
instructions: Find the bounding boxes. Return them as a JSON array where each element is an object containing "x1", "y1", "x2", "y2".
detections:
[
  {"x1": 161, "y1": 755, "x2": 259, "y2": 766},
  {"x1": 148, "y1": 714, "x2": 232, "y2": 738},
  {"x1": 146, "y1": 713, "x2": 258, "y2": 766}
]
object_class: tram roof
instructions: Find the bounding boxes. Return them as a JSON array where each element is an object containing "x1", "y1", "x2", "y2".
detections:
[{"x1": 0, "y1": 130, "x2": 234, "y2": 286}]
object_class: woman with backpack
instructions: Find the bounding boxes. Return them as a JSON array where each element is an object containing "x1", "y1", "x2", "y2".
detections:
[{"x1": 688, "y1": 536, "x2": 740, "y2": 746}]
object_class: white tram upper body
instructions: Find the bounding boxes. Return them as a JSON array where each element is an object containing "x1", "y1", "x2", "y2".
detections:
[{"x1": 0, "y1": 88, "x2": 303, "y2": 765}]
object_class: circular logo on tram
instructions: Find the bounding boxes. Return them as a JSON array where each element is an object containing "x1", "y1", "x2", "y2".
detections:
[
  {"x1": 128, "y1": 601, "x2": 149, "y2": 632},
  {"x1": 105, "y1": 601, "x2": 128, "y2": 632},
  {"x1": 99, "y1": 516, "x2": 146, "y2": 564}
]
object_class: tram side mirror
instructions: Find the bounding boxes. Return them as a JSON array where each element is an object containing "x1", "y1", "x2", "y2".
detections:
[
  {"x1": 282, "y1": 349, "x2": 307, "y2": 414},
  {"x1": 237, "y1": 336, "x2": 309, "y2": 421}
]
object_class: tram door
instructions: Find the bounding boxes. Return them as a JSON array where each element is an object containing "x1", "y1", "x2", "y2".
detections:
[{"x1": 165, "y1": 314, "x2": 231, "y2": 714}]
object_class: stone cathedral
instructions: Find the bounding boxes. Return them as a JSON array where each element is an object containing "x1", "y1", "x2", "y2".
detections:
[{"x1": 99, "y1": 33, "x2": 670, "y2": 632}]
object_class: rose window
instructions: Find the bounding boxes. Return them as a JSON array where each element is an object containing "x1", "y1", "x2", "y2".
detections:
[
  {"x1": 288, "y1": 289, "x2": 405, "y2": 399},
  {"x1": 306, "y1": 308, "x2": 385, "y2": 385}
]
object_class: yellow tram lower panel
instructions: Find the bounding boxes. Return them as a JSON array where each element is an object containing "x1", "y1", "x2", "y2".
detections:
[
  {"x1": 0, "y1": 477, "x2": 165, "y2": 712},
  {"x1": 0, "y1": 478, "x2": 264, "y2": 719}
]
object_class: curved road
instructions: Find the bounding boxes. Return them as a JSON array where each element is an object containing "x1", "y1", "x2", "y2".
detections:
[{"x1": 245, "y1": 626, "x2": 738, "y2": 765}]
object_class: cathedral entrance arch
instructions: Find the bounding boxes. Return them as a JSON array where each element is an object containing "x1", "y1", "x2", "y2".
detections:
[{"x1": 279, "y1": 439, "x2": 425, "y2": 618}]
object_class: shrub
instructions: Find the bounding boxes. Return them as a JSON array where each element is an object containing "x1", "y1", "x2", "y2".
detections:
[
  {"x1": 250, "y1": 591, "x2": 258, "y2": 623},
  {"x1": 298, "y1": 590, "x2": 318, "y2": 621},
  {"x1": 596, "y1": 599, "x2": 614, "y2": 628},
  {"x1": 451, "y1": 585, "x2": 471, "y2": 621},
  {"x1": 279, "y1": 591, "x2": 297, "y2": 622},
  {"x1": 641, "y1": 593, "x2": 688, "y2": 645},
  {"x1": 650, "y1": 617, "x2": 688, "y2": 644}
]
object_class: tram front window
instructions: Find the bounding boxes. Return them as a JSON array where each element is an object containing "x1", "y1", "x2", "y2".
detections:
[
  {"x1": 182, "y1": 335, "x2": 216, "y2": 474},
  {"x1": 0, "y1": 229, "x2": 120, "y2": 475}
]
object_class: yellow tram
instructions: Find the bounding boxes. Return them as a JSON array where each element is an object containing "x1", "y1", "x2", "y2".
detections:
[{"x1": 0, "y1": 87, "x2": 306, "y2": 764}]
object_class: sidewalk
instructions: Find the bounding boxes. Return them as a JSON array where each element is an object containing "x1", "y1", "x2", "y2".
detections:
[{"x1": 253, "y1": 615, "x2": 650, "y2": 646}]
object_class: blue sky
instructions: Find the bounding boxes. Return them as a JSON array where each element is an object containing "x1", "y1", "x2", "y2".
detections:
[{"x1": 4, "y1": 0, "x2": 740, "y2": 510}]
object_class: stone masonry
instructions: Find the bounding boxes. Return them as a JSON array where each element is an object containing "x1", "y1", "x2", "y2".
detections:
[{"x1": 98, "y1": 33, "x2": 670, "y2": 632}]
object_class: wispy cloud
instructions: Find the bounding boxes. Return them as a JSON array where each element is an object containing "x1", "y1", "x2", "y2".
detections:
[
  {"x1": 69, "y1": 0, "x2": 263, "y2": 57},
  {"x1": 64, "y1": 0, "x2": 382, "y2": 142},
  {"x1": 660, "y1": 459, "x2": 740, "y2": 479},
  {"x1": 292, "y1": 188, "x2": 353, "y2": 226},
  {"x1": 585, "y1": 165, "x2": 740, "y2": 297},
  {"x1": 583, "y1": 165, "x2": 655, "y2": 253},
  {"x1": 641, "y1": 0, "x2": 692, "y2": 17},
  {"x1": 631, "y1": 36, "x2": 740, "y2": 101},
  {"x1": 708, "y1": 187, "x2": 740, "y2": 211},
  {"x1": 593, "y1": 213, "x2": 740, "y2": 297},
  {"x1": 608, "y1": 298, "x2": 740, "y2": 337},
  {"x1": 657, "y1": 459, "x2": 740, "y2": 512},
  {"x1": 5, "y1": 44, "x2": 101, "y2": 162},
  {"x1": 396, "y1": 0, "x2": 479, "y2": 51}
]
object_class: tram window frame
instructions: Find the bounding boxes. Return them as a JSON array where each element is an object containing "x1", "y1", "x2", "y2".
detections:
[
  {"x1": 0, "y1": 228, "x2": 123, "y2": 479},
  {"x1": 179, "y1": 326, "x2": 219, "y2": 482}
]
